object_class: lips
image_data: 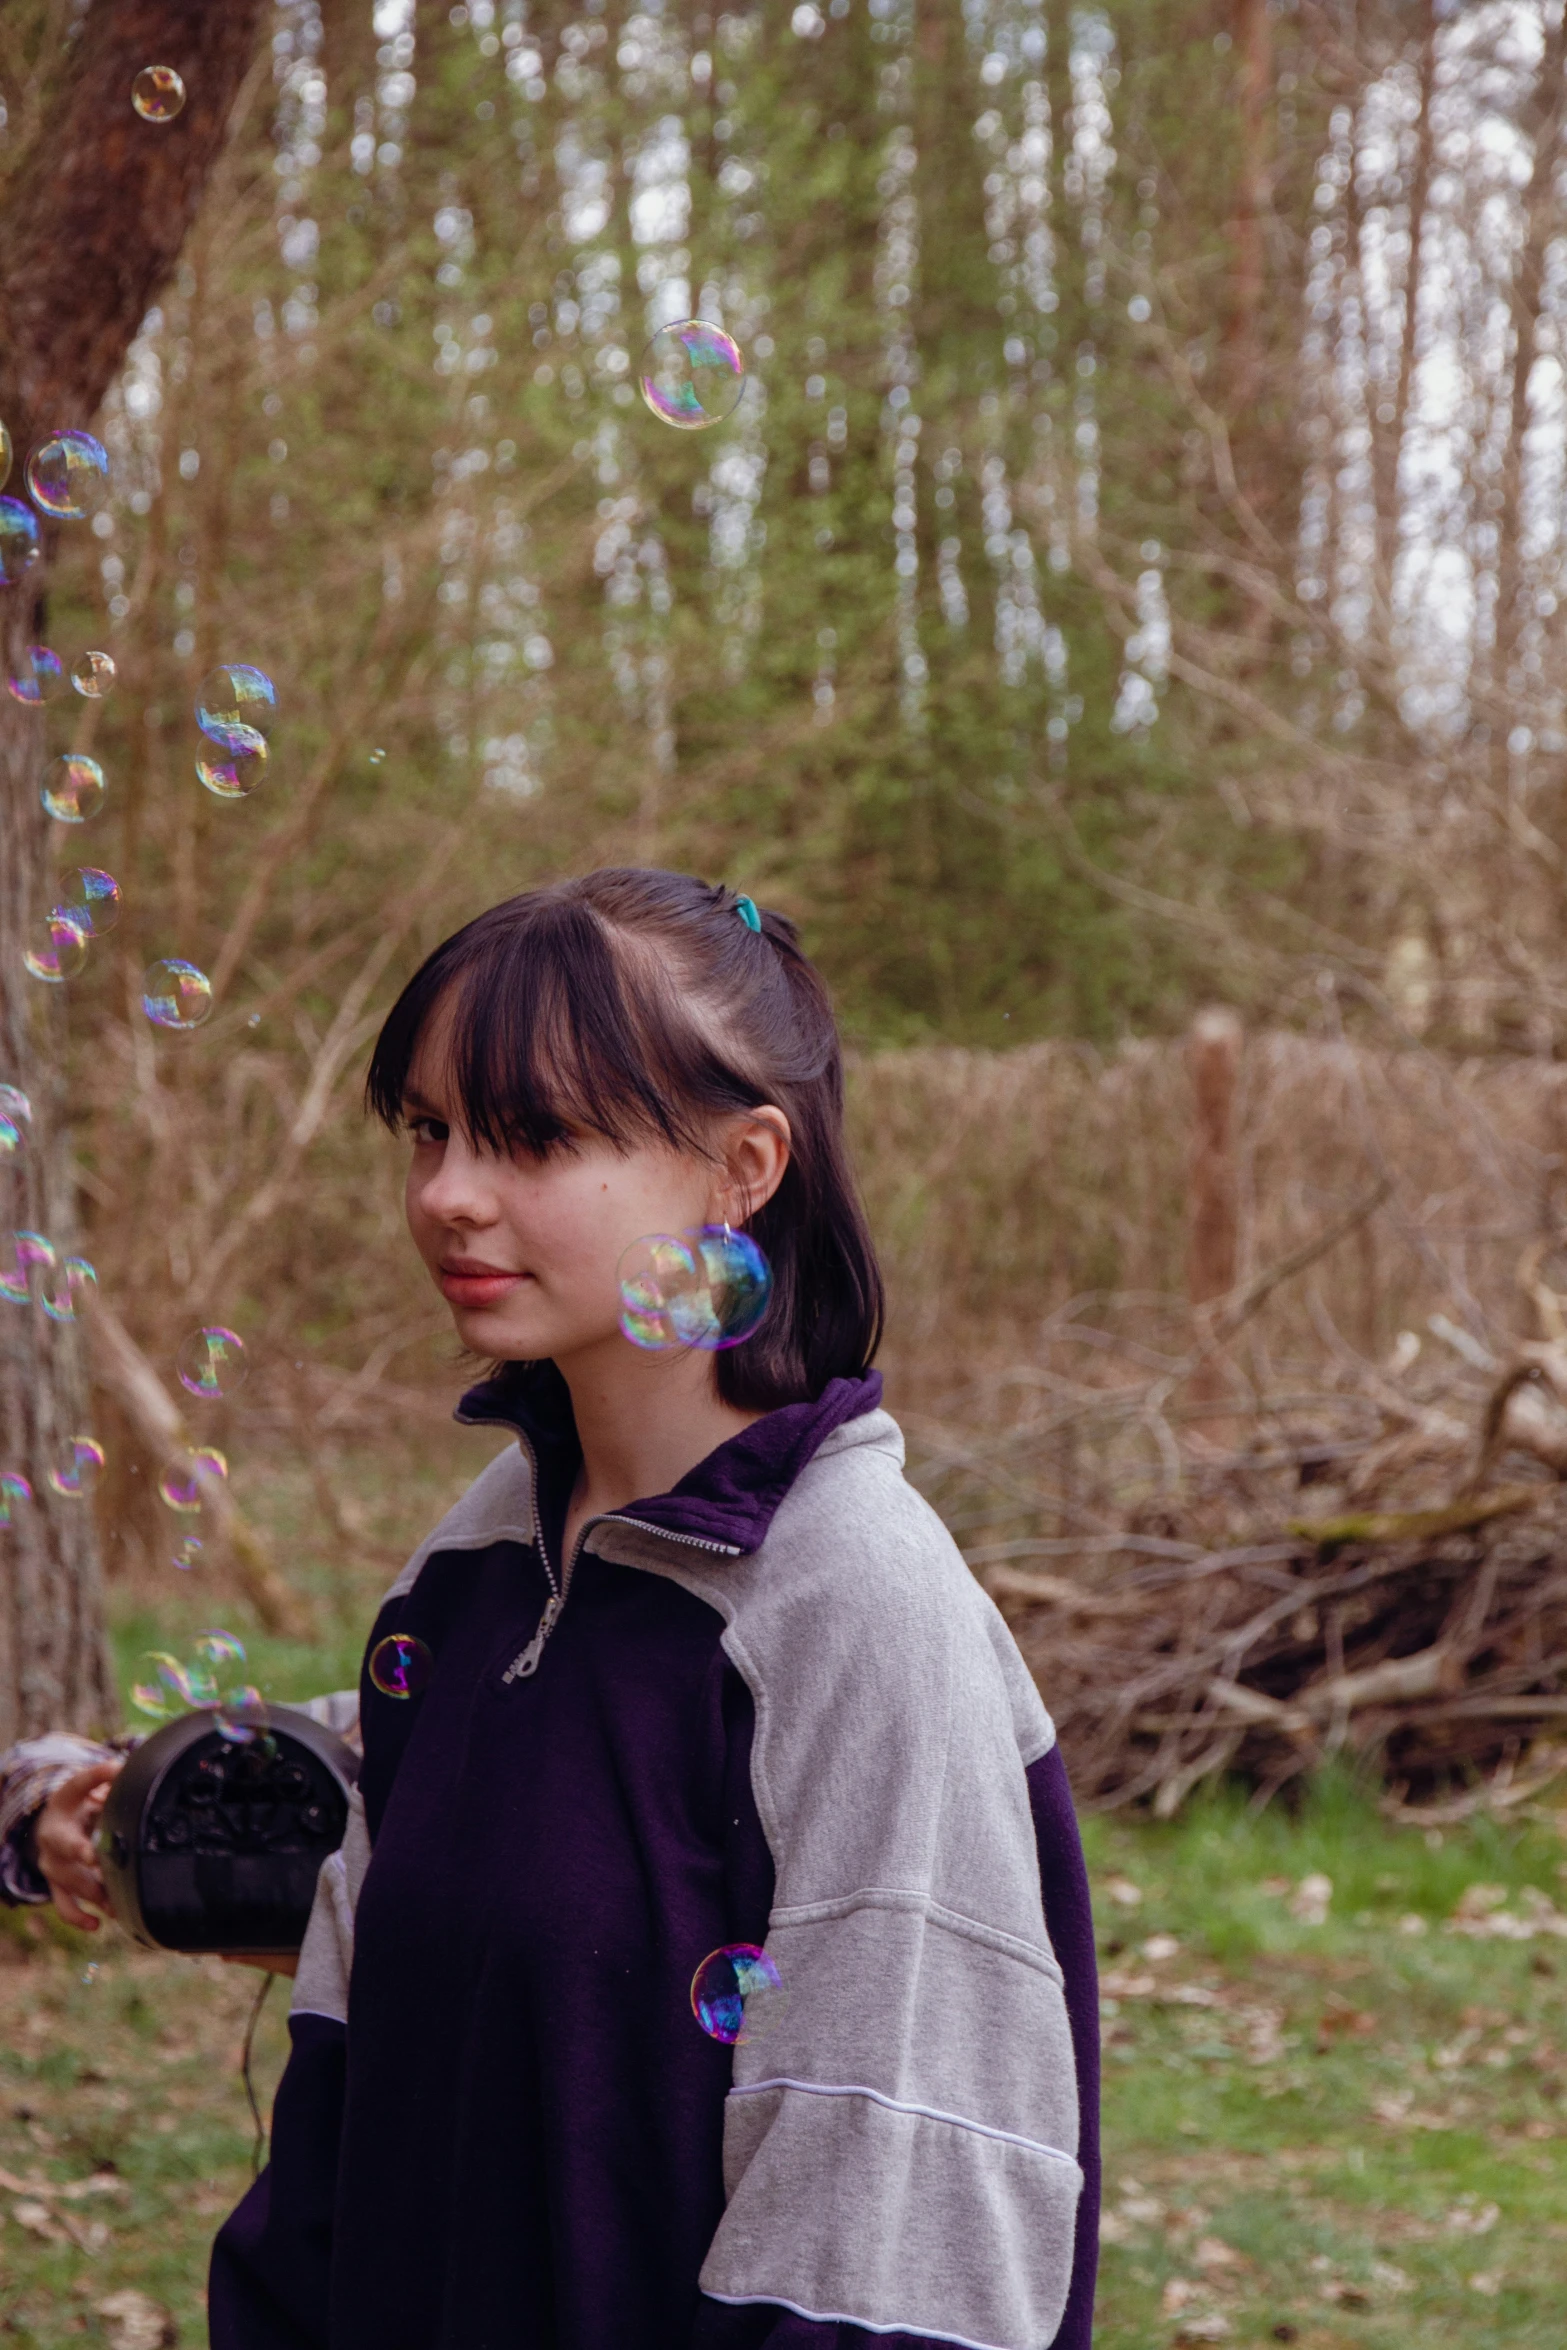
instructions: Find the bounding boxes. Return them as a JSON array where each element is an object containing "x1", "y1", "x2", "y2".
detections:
[{"x1": 438, "y1": 1260, "x2": 526, "y2": 1310}]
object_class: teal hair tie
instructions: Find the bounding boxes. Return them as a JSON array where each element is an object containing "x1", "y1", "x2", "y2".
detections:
[{"x1": 735, "y1": 895, "x2": 762, "y2": 933}]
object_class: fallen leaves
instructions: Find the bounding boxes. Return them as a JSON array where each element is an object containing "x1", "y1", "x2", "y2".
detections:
[{"x1": 96, "y1": 2288, "x2": 177, "y2": 2350}]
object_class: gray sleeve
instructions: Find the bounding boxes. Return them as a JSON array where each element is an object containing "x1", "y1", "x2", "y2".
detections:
[
  {"x1": 600, "y1": 1420, "x2": 1083, "y2": 2350},
  {"x1": 0, "y1": 1733, "x2": 121, "y2": 1905}
]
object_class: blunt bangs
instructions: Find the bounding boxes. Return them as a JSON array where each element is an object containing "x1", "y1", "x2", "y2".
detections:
[
  {"x1": 366, "y1": 870, "x2": 884, "y2": 1411},
  {"x1": 365, "y1": 894, "x2": 758, "y2": 1160}
]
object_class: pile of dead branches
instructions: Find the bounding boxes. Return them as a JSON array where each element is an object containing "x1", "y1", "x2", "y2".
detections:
[{"x1": 910, "y1": 1227, "x2": 1567, "y2": 1822}]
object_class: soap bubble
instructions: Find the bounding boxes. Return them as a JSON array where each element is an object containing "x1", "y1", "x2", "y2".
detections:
[
  {"x1": 617, "y1": 1227, "x2": 771, "y2": 1352},
  {"x1": 132, "y1": 65, "x2": 186, "y2": 121},
  {"x1": 690, "y1": 1945, "x2": 788, "y2": 2044},
  {"x1": 0, "y1": 1230, "x2": 55, "y2": 1305},
  {"x1": 0, "y1": 1473, "x2": 32, "y2": 1525},
  {"x1": 26, "y1": 431, "x2": 110, "y2": 522},
  {"x1": 71, "y1": 650, "x2": 116, "y2": 699},
  {"x1": 172, "y1": 1535, "x2": 203, "y2": 1571},
  {"x1": 0, "y1": 1086, "x2": 30, "y2": 1161},
  {"x1": 158, "y1": 1446, "x2": 228, "y2": 1513},
  {"x1": 177, "y1": 1325, "x2": 246, "y2": 1399},
  {"x1": 215, "y1": 1687, "x2": 267, "y2": 1742},
  {"x1": 7, "y1": 646, "x2": 66, "y2": 705},
  {"x1": 639, "y1": 322, "x2": 746, "y2": 431},
  {"x1": 41, "y1": 1255, "x2": 97, "y2": 1324},
  {"x1": 618, "y1": 1233, "x2": 704, "y2": 1350},
  {"x1": 142, "y1": 959, "x2": 213, "y2": 1029},
  {"x1": 23, "y1": 910, "x2": 90, "y2": 983},
  {"x1": 0, "y1": 422, "x2": 11, "y2": 493},
  {"x1": 48, "y1": 1437, "x2": 105, "y2": 1498},
  {"x1": 368, "y1": 1631, "x2": 434, "y2": 1699},
  {"x1": 195, "y1": 1629, "x2": 246, "y2": 1673},
  {"x1": 0, "y1": 497, "x2": 40, "y2": 583},
  {"x1": 196, "y1": 725, "x2": 267, "y2": 799},
  {"x1": 57, "y1": 867, "x2": 121, "y2": 937},
  {"x1": 196, "y1": 664, "x2": 276, "y2": 750},
  {"x1": 42, "y1": 754, "x2": 107, "y2": 823}
]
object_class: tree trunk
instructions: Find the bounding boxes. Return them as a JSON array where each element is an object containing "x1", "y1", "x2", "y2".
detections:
[
  {"x1": 1186, "y1": 1008, "x2": 1243, "y2": 1420},
  {"x1": 0, "y1": 0, "x2": 268, "y2": 1743}
]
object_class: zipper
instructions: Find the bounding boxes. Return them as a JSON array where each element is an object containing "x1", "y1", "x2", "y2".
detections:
[{"x1": 502, "y1": 1507, "x2": 740, "y2": 1685}]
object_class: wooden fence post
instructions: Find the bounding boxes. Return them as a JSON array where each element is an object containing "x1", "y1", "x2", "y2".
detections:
[{"x1": 1187, "y1": 1009, "x2": 1243, "y2": 1415}]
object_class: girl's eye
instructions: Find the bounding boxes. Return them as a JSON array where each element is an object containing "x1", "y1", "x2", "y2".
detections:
[{"x1": 408, "y1": 1116, "x2": 449, "y2": 1146}]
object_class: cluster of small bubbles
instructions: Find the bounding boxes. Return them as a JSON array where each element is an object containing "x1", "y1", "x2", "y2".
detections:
[
  {"x1": 41, "y1": 1255, "x2": 97, "y2": 1324},
  {"x1": 0, "y1": 1085, "x2": 30, "y2": 1159},
  {"x1": 131, "y1": 1627, "x2": 265, "y2": 1744},
  {"x1": 172, "y1": 1535, "x2": 203, "y2": 1571},
  {"x1": 7, "y1": 646, "x2": 66, "y2": 706},
  {"x1": 689, "y1": 1944, "x2": 788, "y2": 2044},
  {"x1": 132, "y1": 65, "x2": 186, "y2": 122},
  {"x1": 0, "y1": 1472, "x2": 32, "y2": 1525},
  {"x1": 22, "y1": 910, "x2": 90, "y2": 984},
  {"x1": 26, "y1": 431, "x2": 110, "y2": 522},
  {"x1": 197, "y1": 664, "x2": 276, "y2": 748},
  {"x1": 368, "y1": 1631, "x2": 434, "y2": 1700},
  {"x1": 71, "y1": 650, "x2": 116, "y2": 699},
  {"x1": 42, "y1": 753, "x2": 107, "y2": 823},
  {"x1": 48, "y1": 1437, "x2": 105, "y2": 1499},
  {"x1": 158, "y1": 1444, "x2": 228, "y2": 1513},
  {"x1": 617, "y1": 1227, "x2": 772, "y2": 1353},
  {"x1": 177, "y1": 1325, "x2": 246, "y2": 1399},
  {"x1": 0, "y1": 498, "x2": 41, "y2": 584},
  {"x1": 0, "y1": 1230, "x2": 57, "y2": 1303},
  {"x1": 58, "y1": 867, "x2": 121, "y2": 937},
  {"x1": 639, "y1": 323, "x2": 747, "y2": 431},
  {"x1": 197, "y1": 734, "x2": 267, "y2": 800},
  {"x1": 142, "y1": 958, "x2": 213, "y2": 1029}
]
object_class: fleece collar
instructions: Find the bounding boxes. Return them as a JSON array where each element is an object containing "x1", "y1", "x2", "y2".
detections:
[{"x1": 454, "y1": 1359, "x2": 884, "y2": 1558}]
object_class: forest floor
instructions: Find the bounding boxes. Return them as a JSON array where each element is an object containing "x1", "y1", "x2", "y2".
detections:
[{"x1": 1, "y1": 1438, "x2": 1563, "y2": 2346}]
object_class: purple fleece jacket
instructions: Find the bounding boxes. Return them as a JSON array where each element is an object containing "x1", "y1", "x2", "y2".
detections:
[{"x1": 209, "y1": 1366, "x2": 1098, "y2": 2350}]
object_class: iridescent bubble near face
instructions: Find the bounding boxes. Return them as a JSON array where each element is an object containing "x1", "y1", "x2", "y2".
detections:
[
  {"x1": 196, "y1": 665, "x2": 276, "y2": 750},
  {"x1": 48, "y1": 1437, "x2": 105, "y2": 1498},
  {"x1": 7, "y1": 646, "x2": 66, "y2": 706},
  {"x1": 0, "y1": 1086, "x2": 30, "y2": 1163},
  {"x1": 639, "y1": 322, "x2": 746, "y2": 431},
  {"x1": 41, "y1": 1255, "x2": 96, "y2": 1324},
  {"x1": 177, "y1": 1325, "x2": 246, "y2": 1400},
  {"x1": 23, "y1": 910, "x2": 90, "y2": 983},
  {"x1": 158, "y1": 1446, "x2": 228, "y2": 1513},
  {"x1": 172, "y1": 1535, "x2": 203, "y2": 1571},
  {"x1": 690, "y1": 1945, "x2": 788, "y2": 2044},
  {"x1": 71, "y1": 650, "x2": 116, "y2": 699},
  {"x1": 368, "y1": 1632, "x2": 434, "y2": 1699},
  {"x1": 617, "y1": 1227, "x2": 772, "y2": 1352},
  {"x1": 0, "y1": 1473, "x2": 32, "y2": 1526},
  {"x1": 58, "y1": 867, "x2": 121, "y2": 937},
  {"x1": 215, "y1": 1686, "x2": 266, "y2": 1742},
  {"x1": 196, "y1": 726, "x2": 267, "y2": 800},
  {"x1": 195, "y1": 1629, "x2": 246, "y2": 1674},
  {"x1": 26, "y1": 431, "x2": 110, "y2": 522},
  {"x1": 0, "y1": 1230, "x2": 55, "y2": 1305},
  {"x1": 0, "y1": 422, "x2": 11, "y2": 494},
  {"x1": 132, "y1": 65, "x2": 186, "y2": 121},
  {"x1": 42, "y1": 754, "x2": 107, "y2": 823},
  {"x1": 142, "y1": 959, "x2": 213, "y2": 1029},
  {"x1": 0, "y1": 497, "x2": 40, "y2": 584}
]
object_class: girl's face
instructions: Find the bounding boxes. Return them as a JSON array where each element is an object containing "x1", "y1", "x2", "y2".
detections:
[{"x1": 400, "y1": 1024, "x2": 787, "y2": 1370}]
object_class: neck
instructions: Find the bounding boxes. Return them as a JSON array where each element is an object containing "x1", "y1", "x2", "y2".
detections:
[{"x1": 554, "y1": 1335, "x2": 761, "y2": 1545}]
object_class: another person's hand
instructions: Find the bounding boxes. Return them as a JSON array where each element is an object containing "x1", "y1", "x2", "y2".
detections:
[{"x1": 35, "y1": 1759, "x2": 122, "y2": 1930}]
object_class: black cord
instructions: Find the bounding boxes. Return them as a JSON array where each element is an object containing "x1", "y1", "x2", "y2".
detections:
[{"x1": 241, "y1": 1969, "x2": 277, "y2": 2179}]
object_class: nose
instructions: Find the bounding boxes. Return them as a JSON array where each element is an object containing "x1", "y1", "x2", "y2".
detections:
[{"x1": 414, "y1": 1128, "x2": 499, "y2": 1230}]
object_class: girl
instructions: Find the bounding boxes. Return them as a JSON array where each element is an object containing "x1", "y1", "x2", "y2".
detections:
[{"x1": 9, "y1": 869, "x2": 1099, "y2": 2350}]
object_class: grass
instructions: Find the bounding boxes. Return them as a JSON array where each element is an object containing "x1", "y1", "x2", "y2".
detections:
[{"x1": 1, "y1": 1768, "x2": 1561, "y2": 2344}]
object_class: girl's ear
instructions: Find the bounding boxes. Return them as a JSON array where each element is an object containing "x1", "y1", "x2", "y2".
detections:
[{"x1": 717, "y1": 1106, "x2": 791, "y2": 1226}]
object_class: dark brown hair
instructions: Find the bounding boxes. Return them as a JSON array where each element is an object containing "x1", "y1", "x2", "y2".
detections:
[{"x1": 365, "y1": 868, "x2": 883, "y2": 1410}]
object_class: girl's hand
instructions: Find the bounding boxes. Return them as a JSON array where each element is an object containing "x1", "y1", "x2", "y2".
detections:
[
  {"x1": 35, "y1": 1759, "x2": 122, "y2": 1930},
  {"x1": 221, "y1": 1953, "x2": 299, "y2": 1977}
]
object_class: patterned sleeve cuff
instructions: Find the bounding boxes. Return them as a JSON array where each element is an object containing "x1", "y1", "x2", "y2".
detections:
[{"x1": 0, "y1": 1733, "x2": 124, "y2": 1909}]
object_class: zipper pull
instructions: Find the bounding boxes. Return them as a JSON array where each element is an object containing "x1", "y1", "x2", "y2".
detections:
[{"x1": 503, "y1": 1590, "x2": 564, "y2": 1684}]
